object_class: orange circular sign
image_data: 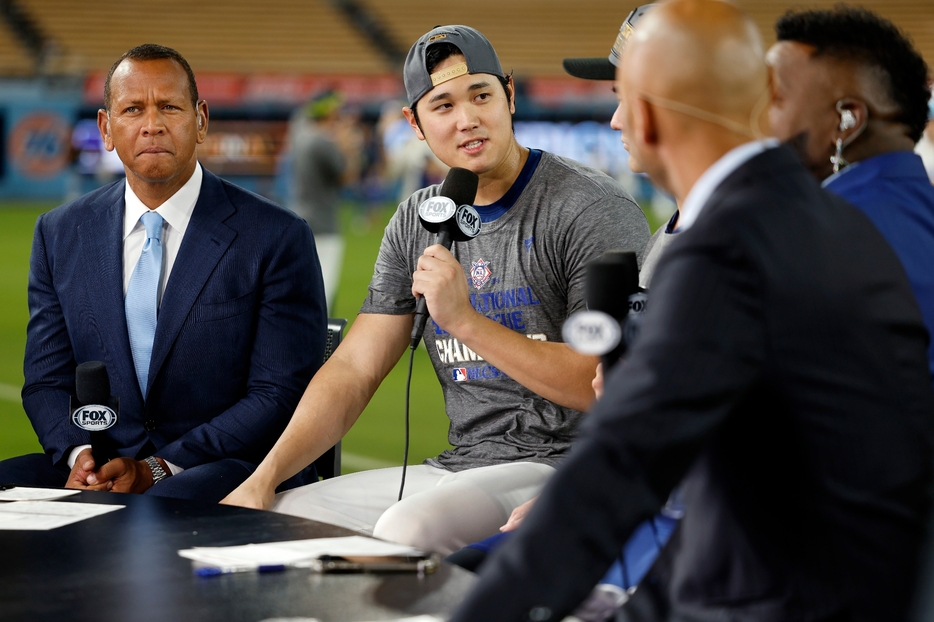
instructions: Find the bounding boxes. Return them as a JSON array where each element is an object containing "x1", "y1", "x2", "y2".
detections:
[{"x1": 9, "y1": 111, "x2": 72, "y2": 178}]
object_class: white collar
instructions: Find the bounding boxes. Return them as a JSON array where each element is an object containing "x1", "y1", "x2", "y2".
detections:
[
  {"x1": 123, "y1": 163, "x2": 203, "y2": 239},
  {"x1": 677, "y1": 139, "x2": 779, "y2": 232}
]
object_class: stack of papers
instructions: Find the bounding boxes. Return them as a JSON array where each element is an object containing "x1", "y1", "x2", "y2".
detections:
[
  {"x1": 0, "y1": 487, "x2": 81, "y2": 502},
  {"x1": 0, "y1": 500, "x2": 123, "y2": 530},
  {"x1": 179, "y1": 535, "x2": 424, "y2": 569}
]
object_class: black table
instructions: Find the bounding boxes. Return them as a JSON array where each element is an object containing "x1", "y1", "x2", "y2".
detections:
[{"x1": 0, "y1": 491, "x2": 476, "y2": 621}]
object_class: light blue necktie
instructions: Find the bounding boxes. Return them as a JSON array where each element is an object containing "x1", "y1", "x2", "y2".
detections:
[{"x1": 126, "y1": 211, "x2": 164, "y2": 398}]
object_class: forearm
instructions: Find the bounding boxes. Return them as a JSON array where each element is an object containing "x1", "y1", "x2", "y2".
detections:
[
  {"x1": 449, "y1": 312, "x2": 598, "y2": 412},
  {"x1": 247, "y1": 356, "x2": 379, "y2": 490},
  {"x1": 245, "y1": 312, "x2": 412, "y2": 493}
]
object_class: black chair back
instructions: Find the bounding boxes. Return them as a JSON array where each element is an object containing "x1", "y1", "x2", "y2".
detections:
[{"x1": 312, "y1": 318, "x2": 347, "y2": 479}]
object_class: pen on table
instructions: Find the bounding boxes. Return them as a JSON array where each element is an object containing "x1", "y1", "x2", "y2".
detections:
[{"x1": 194, "y1": 564, "x2": 288, "y2": 577}]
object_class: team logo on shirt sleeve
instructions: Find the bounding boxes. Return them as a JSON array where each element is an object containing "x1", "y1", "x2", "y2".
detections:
[{"x1": 470, "y1": 258, "x2": 492, "y2": 289}]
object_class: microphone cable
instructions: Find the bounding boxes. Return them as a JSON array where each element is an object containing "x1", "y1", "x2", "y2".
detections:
[
  {"x1": 401, "y1": 167, "x2": 480, "y2": 501},
  {"x1": 398, "y1": 343, "x2": 416, "y2": 501}
]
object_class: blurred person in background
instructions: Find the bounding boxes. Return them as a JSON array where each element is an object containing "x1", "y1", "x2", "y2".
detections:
[
  {"x1": 223, "y1": 25, "x2": 650, "y2": 556},
  {"x1": 288, "y1": 90, "x2": 361, "y2": 313},
  {"x1": 768, "y1": 5, "x2": 934, "y2": 385},
  {"x1": 378, "y1": 99, "x2": 449, "y2": 205}
]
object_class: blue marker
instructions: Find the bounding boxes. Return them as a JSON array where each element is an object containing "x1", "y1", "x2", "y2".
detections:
[{"x1": 194, "y1": 564, "x2": 287, "y2": 577}]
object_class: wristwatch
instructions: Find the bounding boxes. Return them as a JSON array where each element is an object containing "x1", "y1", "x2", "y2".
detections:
[{"x1": 145, "y1": 456, "x2": 169, "y2": 484}]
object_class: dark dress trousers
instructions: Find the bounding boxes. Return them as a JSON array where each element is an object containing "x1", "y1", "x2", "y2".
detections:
[
  {"x1": 3, "y1": 168, "x2": 326, "y2": 501},
  {"x1": 450, "y1": 145, "x2": 934, "y2": 622}
]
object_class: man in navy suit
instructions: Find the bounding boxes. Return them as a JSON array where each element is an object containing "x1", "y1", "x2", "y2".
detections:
[{"x1": 0, "y1": 44, "x2": 326, "y2": 502}]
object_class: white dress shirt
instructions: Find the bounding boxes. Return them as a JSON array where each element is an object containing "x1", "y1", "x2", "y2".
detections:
[
  {"x1": 677, "y1": 139, "x2": 779, "y2": 232},
  {"x1": 122, "y1": 163, "x2": 202, "y2": 301}
]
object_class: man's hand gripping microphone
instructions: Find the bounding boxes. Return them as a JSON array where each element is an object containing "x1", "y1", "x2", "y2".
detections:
[
  {"x1": 70, "y1": 361, "x2": 120, "y2": 463},
  {"x1": 410, "y1": 167, "x2": 481, "y2": 349}
]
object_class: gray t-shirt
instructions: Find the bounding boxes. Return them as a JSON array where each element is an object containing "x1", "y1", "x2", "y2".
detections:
[{"x1": 361, "y1": 151, "x2": 650, "y2": 471}]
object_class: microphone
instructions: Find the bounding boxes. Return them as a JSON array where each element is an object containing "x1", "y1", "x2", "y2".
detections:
[
  {"x1": 562, "y1": 250, "x2": 640, "y2": 372},
  {"x1": 70, "y1": 361, "x2": 120, "y2": 463},
  {"x1": 410, "y1": 167, "x2": 481, "y2": 349},
  {"x1": 587, "y1": 251, "x2": 640, "y2": 372}
]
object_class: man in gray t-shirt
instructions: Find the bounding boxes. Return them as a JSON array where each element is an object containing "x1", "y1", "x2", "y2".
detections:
[
  {"x1": 364, "y1": 150, "x2": 646, "y2": 472},
  {"x1": 223, "y1": 25, "x2": 649, "y2": 555}
]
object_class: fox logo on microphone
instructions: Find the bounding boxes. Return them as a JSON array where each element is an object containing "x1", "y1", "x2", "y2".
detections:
[
  {"x1": 418, "y1": 196, "x2": 457, "y2": 223},
  {"x1": 72, "y1": 405, "x2": 118, "y2": 431},
  {"x1": 456, "y1": 204, "x2": 481, "y2": 238}
]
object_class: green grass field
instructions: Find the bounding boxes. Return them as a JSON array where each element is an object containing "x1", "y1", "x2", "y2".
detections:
[
  {"x1": 0, "y1": 205, "x2": 51, "y2": 460},
  {"x1": 0, "y1": 198, "x2": 661, "y2": 473}
]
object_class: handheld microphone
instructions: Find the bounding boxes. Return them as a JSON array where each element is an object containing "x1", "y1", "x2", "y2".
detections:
[
  {"x1": 410, "y1": 167, "x2": 481, "y2": 349},
  {"x1": 587, "y1": 251, "x2": 640, "y2": 372},
  {"x1": 562, "y1": 250, "x2": 640, "y2": 372},
  {"x1": 70, "y1": 361, "x2": 120, "y2": 463}
]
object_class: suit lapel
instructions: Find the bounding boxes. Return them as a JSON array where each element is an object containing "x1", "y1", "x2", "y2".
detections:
[
  {"x1": 76, "y1": 181, "x2": 136, "y2": 394},
  {"x1": 147, "y1": 170, "x2": 237, "y2": 393}
]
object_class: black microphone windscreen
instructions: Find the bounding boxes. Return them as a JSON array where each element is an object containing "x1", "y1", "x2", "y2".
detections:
[
  {"x1": 585, "y1": 251, "x2": 639, "y2": 321},
  {"x1": 75, "y1": 361, "x2": 111, "y2": 405},
  {"x1": 438, "y1": 167, "x2": 479, "y2": 207}
]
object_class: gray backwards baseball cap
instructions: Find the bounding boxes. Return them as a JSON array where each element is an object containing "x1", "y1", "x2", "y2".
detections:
[
  {"x1": 563, "y1": 5, "x2": 656, "y2": 80},
  {"x1": 404, "y1": 25, "x2": 505, "y2": 107}
]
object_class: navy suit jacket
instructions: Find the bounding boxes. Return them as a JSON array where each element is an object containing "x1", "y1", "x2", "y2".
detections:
[
  {"x1": 450, "y1": 145, "x2": 934, "y2": 622},
  {"x1": 23, "y1": 168, "x2": 326, "y2": 469}
]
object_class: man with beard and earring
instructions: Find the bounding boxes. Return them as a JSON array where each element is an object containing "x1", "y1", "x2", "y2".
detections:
[{"x1": 768, "y1": 5, "x2": 934, "y2": 385}]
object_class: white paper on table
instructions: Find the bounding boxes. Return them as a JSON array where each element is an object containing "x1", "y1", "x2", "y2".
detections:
[
  {"x1": 0, "y1": 500, "x2": 124, "y2": 530},
  {"x1": 179, "y1": 535, "x2": 425, "y2": 568},
  {"x1": 0, "y1": 487, "x2": 81, "y2": 502},
  {"x1": 259, "y1": 617, "x2": 443, "y2": 622}
]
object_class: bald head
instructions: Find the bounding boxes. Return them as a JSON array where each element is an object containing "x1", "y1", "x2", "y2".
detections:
[{"x1": 623, "y1": 0, "x2": 768, "y2": 136}]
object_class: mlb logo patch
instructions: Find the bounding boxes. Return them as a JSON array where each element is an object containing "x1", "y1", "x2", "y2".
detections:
[
  {"x1": 452, "y1": 368, "x2": 468, "y2": 382},
  {"x1": 470, "y1": 258, "x2": 492, "y2": 289}
]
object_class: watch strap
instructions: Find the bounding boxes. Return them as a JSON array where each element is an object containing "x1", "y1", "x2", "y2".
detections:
[{"x1": 145, "y1": 456, "x2": 169, "y2": 484}]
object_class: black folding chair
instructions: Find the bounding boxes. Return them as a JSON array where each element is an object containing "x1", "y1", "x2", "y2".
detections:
[{"x1": 311, "y1": 318, "x2": 347, "y2": 480}]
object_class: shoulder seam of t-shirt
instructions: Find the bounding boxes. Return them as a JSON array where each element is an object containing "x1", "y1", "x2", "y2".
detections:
[{"x1": 542, "y1": 152, "x2": 637, "y2": 205}]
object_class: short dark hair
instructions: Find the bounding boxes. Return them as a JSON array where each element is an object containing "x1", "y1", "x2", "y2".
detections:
[
  {"x1": 411, "y1": 42, "x2": 513, "y2": 128},
  {"x1": 775, "y1": 6, "x2": 931, "y2": 143},
  {"x1": 103, "y1": 43, "x2": 199, "y2": 111}
]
